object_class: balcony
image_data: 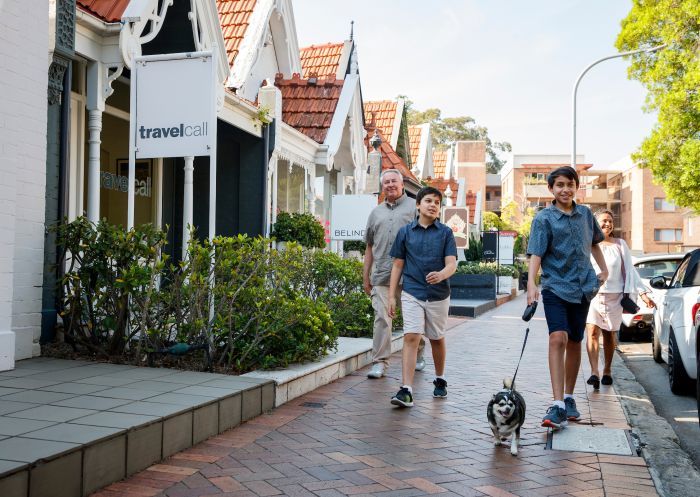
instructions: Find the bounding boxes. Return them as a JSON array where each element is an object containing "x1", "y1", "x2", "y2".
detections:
[{"x1": 485, "y1": 200, "x2": 501, "y2": 212}]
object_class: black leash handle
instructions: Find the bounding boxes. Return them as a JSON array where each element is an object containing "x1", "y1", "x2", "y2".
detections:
[{"x1": 510, "y1": 326, "x2": 530, "y2": 388}]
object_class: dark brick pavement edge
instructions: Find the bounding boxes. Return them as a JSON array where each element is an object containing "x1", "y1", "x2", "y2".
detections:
[{"x1": 613, "y1": 351, "x2": 700, "y2": 497}]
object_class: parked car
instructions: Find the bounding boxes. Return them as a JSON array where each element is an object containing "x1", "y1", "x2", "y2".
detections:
[
  {"x1": 694, "y1": 307, "x2": 700, "y2": 426},
  {"x1": 619, "y1": 254, "x2": 684, "y2": 341},
  {"x1": 649, "y1": 248, "x2": 700, "y2": 395}
]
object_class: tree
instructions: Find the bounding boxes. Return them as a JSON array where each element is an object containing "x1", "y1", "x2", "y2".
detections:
[
  {"x1": 616, "y1": 0, "x2": 700, "y2": 210},
  {"x1": 400, "y1": 96, "x2": 512, "y2": 174}
]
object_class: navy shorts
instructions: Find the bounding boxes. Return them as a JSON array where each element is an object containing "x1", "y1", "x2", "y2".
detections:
[{"x1": 541, "y1": 289, "x2": 590, "y2": 343}]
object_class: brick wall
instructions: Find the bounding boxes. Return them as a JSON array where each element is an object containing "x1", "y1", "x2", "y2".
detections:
[{"x1": 0, "y1": 0, "x2": 49, "y2": 360}]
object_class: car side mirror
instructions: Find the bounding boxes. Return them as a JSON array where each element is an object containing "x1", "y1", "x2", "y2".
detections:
[{"x1": 649, "y1": 276, "x2": 667, "y2": 289}]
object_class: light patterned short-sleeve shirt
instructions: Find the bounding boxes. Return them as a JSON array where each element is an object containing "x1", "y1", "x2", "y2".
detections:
[
  {"x1": 365, "y1": 194, "x2": 416, "y2": 286},
  {"x1": 527, "y1": 201, "x2": 604, "y2": 303}
]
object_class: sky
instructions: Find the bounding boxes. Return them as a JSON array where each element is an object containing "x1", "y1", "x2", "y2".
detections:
[{"x1": 293, "y1": 0, "x2": 656, "y2": 170}]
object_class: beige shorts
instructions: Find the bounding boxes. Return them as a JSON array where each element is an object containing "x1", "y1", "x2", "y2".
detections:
[{"x1": 401, "y1": 291, "x2": 450, "y2": 340}]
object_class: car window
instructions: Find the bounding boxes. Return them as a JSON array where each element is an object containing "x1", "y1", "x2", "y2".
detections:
[
  {"x1": 635, "y1": 259, "x2": 682, "y2": 279},
  {"x1": 682, "y1": 254, "x2": 700, "y2": 287},
  {"x1": 670, "y1": 257, "x2": 690, "y2": 289}
]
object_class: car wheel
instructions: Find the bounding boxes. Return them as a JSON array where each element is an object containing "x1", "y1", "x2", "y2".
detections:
[
  {"x1": 668, "y1": 330, "x2": 693, "y2": 395},
  {"x1": 652, "y1": 325, "x2": 663, "y2": 363}
]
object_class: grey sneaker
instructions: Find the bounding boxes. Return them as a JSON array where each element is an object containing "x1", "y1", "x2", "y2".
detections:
[
  {"x1": 541, "y1": 405, "x2": 568, "y2": 430},
  {"x1": 367, "y1": 363, "x2": 385, "y2": 379},
  {"x1": 564, "y1": 397, "x2": 580, "y2": 421},
  {"x1": 391, "y1": 387, "x2": 414, "y2": 407},
  {"x1": 415, "y1": 355, "x2": 426, "y2": 371}
]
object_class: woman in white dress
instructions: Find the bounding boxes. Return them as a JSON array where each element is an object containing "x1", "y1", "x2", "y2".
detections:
[{"x1": 585, "y1": 210, "x2": 655, "y2": 389}]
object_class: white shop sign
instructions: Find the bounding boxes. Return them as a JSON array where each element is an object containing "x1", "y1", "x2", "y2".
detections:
[
  {"x1": 330, "y1": 195, "x2": 377, "y2": 240},
  {"x1": 134, "y1": 53, "x2": 215, "y2": 159},
  {"x1": 498, "y1": 232, "x2": 515, "y2": 265}
]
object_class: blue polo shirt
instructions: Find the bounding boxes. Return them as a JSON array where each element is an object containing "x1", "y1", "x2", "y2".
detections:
[
  {"x1": 390, "y1": 219, "x2": 457, "y2": 301},
  {"x1": 527, "y1": 201, "x2": 605, "y2": 303}
]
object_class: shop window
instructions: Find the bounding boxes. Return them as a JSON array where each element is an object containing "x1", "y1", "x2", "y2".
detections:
[{"x1": 277, "y1": 161, "x2": 306, "y2": 213}]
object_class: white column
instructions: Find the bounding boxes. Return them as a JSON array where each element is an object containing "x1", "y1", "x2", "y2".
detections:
[
  {"x1": 182, "y1": 156, "x2": 194, "y2": 260},
  {"x1": 87, "y1": 109, "x2": 102, "y2": 223},
  {"x1": 271, "y1": 158, "x2": 278, "y2": 232}
]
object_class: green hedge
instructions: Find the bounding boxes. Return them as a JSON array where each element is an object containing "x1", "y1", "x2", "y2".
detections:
[{"x1": 54, "y1": 218, "x2": 378, "y2": 373}]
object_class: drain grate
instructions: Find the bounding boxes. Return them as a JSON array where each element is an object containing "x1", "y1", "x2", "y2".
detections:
[
  {"x1": 301, "y1": 402, "x2": 326, "y2": 408},
  {"x1": 548, "y1": 426, "x2": 635, "y2": 456}
]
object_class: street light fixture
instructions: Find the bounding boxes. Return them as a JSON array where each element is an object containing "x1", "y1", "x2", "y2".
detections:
[{"x1": 571, "y1": 44, "x2": 666, "y2": 169}]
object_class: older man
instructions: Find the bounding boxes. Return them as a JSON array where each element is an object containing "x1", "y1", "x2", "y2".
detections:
[{"x1": 363, "y1": 169, "x2": 425, "y2": 378}]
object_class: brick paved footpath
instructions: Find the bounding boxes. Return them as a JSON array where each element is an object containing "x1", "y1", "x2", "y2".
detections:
[{"x1": 92, "y1": 296, "x2": 659, "y2": 497}]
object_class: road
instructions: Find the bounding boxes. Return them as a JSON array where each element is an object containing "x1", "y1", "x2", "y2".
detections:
[{"x1": 617, "y1": 338, "x2": 700, "y2": 469}]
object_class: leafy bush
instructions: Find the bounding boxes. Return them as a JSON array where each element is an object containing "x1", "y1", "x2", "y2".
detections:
[
  {"x1": 272, "y1": 211, "x2": 325, "y2": 248},
  {"x1": 464, "y1": 234, "x2": 483, "y2": 261},
  {"x1": 456, "y1": 262, "x2": 518, "y2": 277},
  {"x1": 55, "y1": 218, "x2": 167, "y2": 357},
  {"x1": 343, "y1": 240, "x2": 367, "y2": 254},
  {"x1": 54, "y1": 217, "x2": 383, "y2": 372}
]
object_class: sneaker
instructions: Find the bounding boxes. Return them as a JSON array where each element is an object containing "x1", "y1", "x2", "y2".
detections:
[
  {"x1": 433, "y1": 378, "x2": 448, "y2": 398},
  {"x1": 415, "y1": 355, "x2": 426, "y2": 372},
  {"x1": 564, "y1": 397, "x2": 580, "y2": 421},
  {"x1": 541, "y1": 405, "x2": 568, "y2": 430},
  {"x1": 391, "y1": 387, "x2": 414, "y2": 407},
  {"x1": 367, "y1": 363, "x2": 385, "y2": 379}
]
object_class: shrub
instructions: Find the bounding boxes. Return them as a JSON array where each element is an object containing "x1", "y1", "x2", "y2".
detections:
[
  {"x1": 456, "y1": 262, "x2": 517, "y2": 277},
  {"x1": 464, "y1": 234, "x2": 483, "y2": 261},
  {"x1": 272, "y1": 211, "x2": 325, "y2": 248},
  {"x1": 55, "y1": 218, "x2": 167, "y2": 358},
  {"x1": 343, "y1": 240, "x2": 367, "y2": 254}
]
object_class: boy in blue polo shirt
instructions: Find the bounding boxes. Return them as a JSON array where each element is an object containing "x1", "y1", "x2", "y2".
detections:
[
  {"x1": 527, "y1": 166, "x2": 608, "y2": 429},
  {"x1": 388, "y1": 186, "x2": 457, "y2": 407}
]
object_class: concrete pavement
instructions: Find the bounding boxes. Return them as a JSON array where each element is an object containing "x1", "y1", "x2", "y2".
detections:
[{"x1": 91, "y1": 295, "x2": 660, "y2": 497}]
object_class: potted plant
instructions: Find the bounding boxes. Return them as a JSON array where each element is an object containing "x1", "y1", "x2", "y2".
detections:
[
  {"x1": 450, "y1": 262, "x2": 497, "y2": 300},
  {"x1": 272, "y1": 211, "x2": 326, "y2": 249}
]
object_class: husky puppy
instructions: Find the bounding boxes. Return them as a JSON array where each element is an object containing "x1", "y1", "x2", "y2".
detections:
[{"x1": 487, "y1": 377, "x2": 526, "y2": 456}]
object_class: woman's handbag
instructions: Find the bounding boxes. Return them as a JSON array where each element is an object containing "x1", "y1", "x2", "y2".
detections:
[
  {"x1": 620, "y1": 294, "x2": 640, "y2": 314},
  {"x1": 615, "y1": 240, "x2": 640, "y2": 314}
]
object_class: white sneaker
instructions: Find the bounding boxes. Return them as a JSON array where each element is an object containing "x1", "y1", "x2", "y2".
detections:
[
  {"x1": 415, "y1": 356, "x2": 426, "y2": 372},
  {"x1": 367, "y1": 363, "x2": 385, "y2": 379}
]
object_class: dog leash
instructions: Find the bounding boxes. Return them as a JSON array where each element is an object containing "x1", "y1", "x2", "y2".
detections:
[{"x1": 510, "y1": 326, "x2": 530, "y2": 389}]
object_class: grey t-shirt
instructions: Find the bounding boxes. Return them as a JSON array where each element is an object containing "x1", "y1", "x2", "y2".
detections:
[{"x1": 365, "y1": 194, "x2": 416, "y2": 286}]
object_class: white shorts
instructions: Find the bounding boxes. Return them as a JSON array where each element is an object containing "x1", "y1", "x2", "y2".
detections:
[{"x1": 401, "y1": 291, "x2": 450, "y2": 340}]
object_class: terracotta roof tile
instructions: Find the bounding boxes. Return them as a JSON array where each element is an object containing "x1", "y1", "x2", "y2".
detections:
[
  {"x1": 76, "y1": 0, "x2": 129, "y2": 22},
  {"x1": 300, "y1": 42, "x2": 345, "y2": 78},
  {"x1": 432, "y1": 149, "x2": 448, "y2": 178},
  {"x1": 218, "y1": 0, "x2": 257, "y2": 66},
  {"x1": 408, "y1": 125, "x2": 423, "y2": 166},
  {"x1": 364, "y1": 100, "x2": 397, "y2": 140},
  {"x1": 424, "y1": 178, "x2": 476, "y2": 224},
  {"x1": 365, "y1": 128, "x2": 418, "y2": 183},
  {"x1": 277, "y1": 73, "x2": 343, "y2": 143}
]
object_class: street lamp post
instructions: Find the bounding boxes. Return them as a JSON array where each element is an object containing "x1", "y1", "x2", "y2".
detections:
[{"x1": 571, "y1": 44, "x2": 665, "y2": 169}]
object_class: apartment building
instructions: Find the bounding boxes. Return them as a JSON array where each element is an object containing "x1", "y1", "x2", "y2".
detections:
[
  {"x1": 500, "y1": 154, "x2": 620, "y2": 226},
  {"x1": 610, "y1": 157, "x2": 685, "y2": 254},
  {"x1": 454, "y1": 141, "x2": 487, "y2": 211}
]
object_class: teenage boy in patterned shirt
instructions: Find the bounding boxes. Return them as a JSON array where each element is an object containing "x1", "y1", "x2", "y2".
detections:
[
  {"x1": 387, "y1": 186, "x2": 457, "y2": 407},
  {"x1": 527, "y1": 166, "x2": 608, "y2": 430}
]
